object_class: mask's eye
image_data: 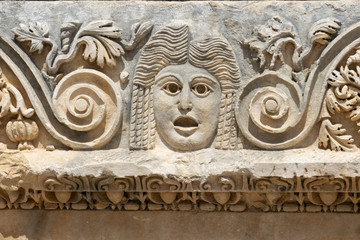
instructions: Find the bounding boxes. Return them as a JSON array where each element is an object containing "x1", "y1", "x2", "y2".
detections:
[
  {"x1": 162, "y1": 82, "x2": 181, "y2": 95},
  {"x1": 192, "y1": 83, "x2": 212, "y2": 97}
]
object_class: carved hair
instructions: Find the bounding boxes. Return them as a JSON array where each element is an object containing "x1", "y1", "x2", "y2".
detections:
[{"x1": 130, "y1": 24, "x2": 241, "y2": 150}]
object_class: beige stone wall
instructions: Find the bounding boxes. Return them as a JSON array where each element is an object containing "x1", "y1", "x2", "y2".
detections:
[{"x1": 0, "y1": 211, "x2": 359, "y2": 240}]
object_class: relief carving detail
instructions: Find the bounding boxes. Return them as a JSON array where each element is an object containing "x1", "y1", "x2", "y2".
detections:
[
  {"x1": 1, "y1": 16, "x2": 360, "y2": 151},
  {"x1": 0, "y1": 7, "x2": 360, "y2": 214},
  {"x1": 0, "y1": 173, "x2": 357, "y2": 213},
  {"x1": 0, "y1": 20, "x2": 153, "y2": 149},
  {"x1": 235, "y1": 16, "x2": 342, "y2": 149},
  {"x1": 130, "y1": 24, "x2": 240, "y2": 151}
]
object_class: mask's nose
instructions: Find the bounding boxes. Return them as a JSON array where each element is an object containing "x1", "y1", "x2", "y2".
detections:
[{"x1": 178, "y1": 87, "x2": 192, "y2": 111}]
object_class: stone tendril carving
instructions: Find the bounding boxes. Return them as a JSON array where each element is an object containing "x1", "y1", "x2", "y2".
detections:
[
  {"x1": 0, "y1": 66, "x2": 38, "y2": 150},
  {"x1": 0, "y1": 20, "x2": 153, "y2": 149},
  {"x1": 235, "y1": 16, "x2": 342, "y2": 150},
  {"x1": 243, "y1": 17, "x2": 341, "y2": 73},
  {"x1": 12, "y1": 21, "x2": 153, "y2": 87},
  {"x1": 0, "y1": 174, "x2": 358, "y2": 213},
  {"x1": 2, "y1": 17, "x2": 360, "y2": 151}
]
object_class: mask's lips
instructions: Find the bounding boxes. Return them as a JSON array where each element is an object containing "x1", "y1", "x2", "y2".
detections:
[{"x1": 173, "y1": 116, "x2": 199, "y2": 136}]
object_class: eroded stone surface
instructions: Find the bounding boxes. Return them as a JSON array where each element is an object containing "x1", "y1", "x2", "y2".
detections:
[
  {"x1": 0, "y1": 1, "x2": 359, "y2": 215},
  {"x1": 1, "y1": 211, "x2": 360, "y2": 240},
  {"x1": 12, "y1": 148, "x2": 360, "y2": 178}
]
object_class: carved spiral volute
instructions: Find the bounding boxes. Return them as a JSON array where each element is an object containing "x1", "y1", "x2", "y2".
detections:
[
  {"x1": 250, "y1": 86, "x2": 291, "y2": 133},
  {"x1": 235, "y1": 72, "x2": 302, "y2": 148},
  {"x1": 52, "y1": 69, "x2": 122, "y2": 149}
]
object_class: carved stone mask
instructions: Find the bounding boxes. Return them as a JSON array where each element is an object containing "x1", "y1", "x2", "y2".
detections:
[{"x1": 153, "y1": 62, "x2": 221, "y2": 151}]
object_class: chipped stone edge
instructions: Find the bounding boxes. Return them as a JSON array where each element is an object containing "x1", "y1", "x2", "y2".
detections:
[{"x1": 0, "y1": 149, "x2": 358, "y2": 212}]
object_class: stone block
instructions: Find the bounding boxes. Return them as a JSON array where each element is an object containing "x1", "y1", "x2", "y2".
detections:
[{"x1": 0, "y1": 1, "x2": 359, "y2": 238}]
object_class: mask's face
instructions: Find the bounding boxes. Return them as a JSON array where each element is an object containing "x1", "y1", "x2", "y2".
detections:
[{"x1": 153, "y1": 62, "x2": 221, "y2": 151}]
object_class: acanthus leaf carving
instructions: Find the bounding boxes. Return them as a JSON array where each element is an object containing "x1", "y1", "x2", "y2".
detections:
[
  {"x1": 301, "y1": 18, "x2": 341, "y2": 70},
  {"x1": 318, "y1": 118, "x2": 354, "y2": 151},
  {"x1": 0, "y1": 67, "x2": 34, "y2": 118},
  {"x1": 13, "y1": 20, "x2": 153, "y2": 85},
  {"x1": 12, "y1": 22, "x2": 50, "y2": 54},
  {"x1": 234, "y1": 16, "x2": 360, "y2": 151},
  {"x1": 77, "y1": 20, "x2": 124, "y2": 68},
  {"x1": 319, "y1": 43, "x2": 360, "y2": 150}
]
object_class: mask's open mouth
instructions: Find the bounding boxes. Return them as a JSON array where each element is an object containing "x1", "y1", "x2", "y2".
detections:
[{"x1": 173, "y1": 116, "x2": 199, "y2": 136}]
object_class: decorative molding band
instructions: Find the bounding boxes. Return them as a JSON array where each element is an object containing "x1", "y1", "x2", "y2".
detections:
[{"x1": 0, "y1": 173, "x2": 357, "y2": 213}]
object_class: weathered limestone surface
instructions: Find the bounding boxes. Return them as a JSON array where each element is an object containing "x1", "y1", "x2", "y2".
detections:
[
  {"x1": 1, "y1": 211, "x2": 360, "y2": 240},
  {"x1": 1, "y1": 2, "x2": 360, "y2": 237}
]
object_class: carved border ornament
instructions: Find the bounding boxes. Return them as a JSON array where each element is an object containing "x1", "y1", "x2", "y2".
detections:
[{"x1": 0, "y1": 173, "x2": 357, "y2": 213}]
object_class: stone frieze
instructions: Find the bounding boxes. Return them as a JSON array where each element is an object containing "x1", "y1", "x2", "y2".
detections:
[
  {"x1": 0, "y1": 1, "x2": 359, "y2": 212},
  {"x1": 0, "y1": 3, "x2": 355, "y2": 152},
  {"x1": 0, "y1": 172, "x2": 358, "y2": 213}
]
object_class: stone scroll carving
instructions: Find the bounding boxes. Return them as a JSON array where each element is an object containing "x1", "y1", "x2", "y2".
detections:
[
  {"x1": 0, "y1": 20, "x2": 152, "y2": 149},
  {"x1": 235, "y1": 17, "x2": 342, "y2": 150},
  {"x1": 126, "y1": 18, "x2": 360, "y2": 152},
  {"x1": 2, "y1": 16, "x2": 360, "y2": 151}
]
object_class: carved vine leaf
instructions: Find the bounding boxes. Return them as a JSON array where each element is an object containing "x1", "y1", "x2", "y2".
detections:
[
  {"x1": 12, "y1": 22, "x2": 49, "y2": 54},
  {"x1": 318, "y1": 119, "x2": 354, "y2": 151},
  {"x1": 13, "y1": 20, "x2": 153, "y2": 88},
  {"x1": 242, "y1": 16, "x2": 298, "y2": 71},
  {"x1": 347, "y1": 48, "x2": 360, "y2": 66},
  {"x1": 120, "y1": 22, "x2": 153, "y2": 51},
  {"x1": 242, "y1": 17, "x2": 341, "y2": 77},
  {"x1": 309, "y1": 18, "x2": 341, "y2": 46},
  {"x1": 78, "y1": 20, "x2": 124, "y2": 68},
  {"x1": 298, "y1": 18, "x2": 341, "y2": 70}
]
